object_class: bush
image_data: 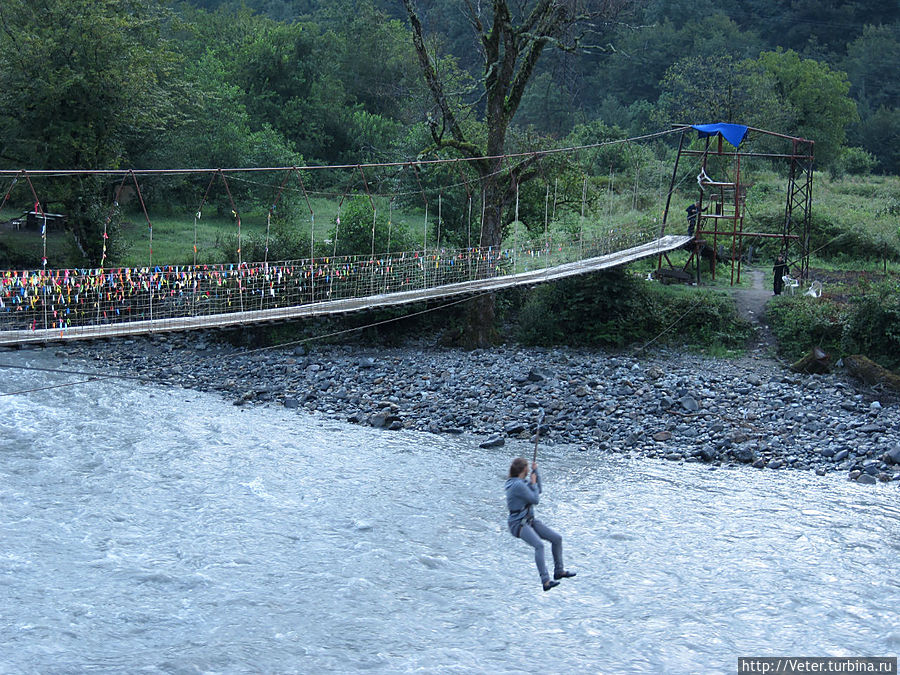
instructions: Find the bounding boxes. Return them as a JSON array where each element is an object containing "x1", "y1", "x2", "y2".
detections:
[
  {"x1": 808, "y1": 212, "x2": 900, "y2": 263},
  {"x1": 514, "y1": 270, "x2": 751, "y2": 350},
  {"x1": 830, "y1": 147, "x2": 878, "y2": 178},
  {"x1": 329, "y1": 196, "x2": 414, "y2": 257},
  {"x1": 766, "y1": 295, "x2": 845, "y2": 361},
  {"x1": 841, "y1": 280, "x2": 900, "y2": 370},
  {"x1": 766, "y1": 280, "x2": 900, "y2": 370}
]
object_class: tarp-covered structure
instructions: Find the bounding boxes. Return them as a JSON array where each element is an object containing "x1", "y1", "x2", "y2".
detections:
[{"x1": 691, "y1": 123, "x2": 749, "y2": 149}]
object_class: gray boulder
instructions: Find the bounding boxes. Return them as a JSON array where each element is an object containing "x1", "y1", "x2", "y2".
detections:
[{"x1": 883, "y1": 446, "x2": 900, "y2": 465}]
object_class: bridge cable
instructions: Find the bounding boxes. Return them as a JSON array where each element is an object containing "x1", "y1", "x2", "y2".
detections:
[
  {"x1": 0, "y1": 291, "x2": 495, "y2": 396},
  {"x1": 0, "y1": 128, "x2": 684, "y2": 180},
  {"x1": 193, "y1": 172, "x2": 217, "y2": 267},
  {"x1": 216, "y1": 169, "x2": 244, "y2": 312},
  {"x1": 412, "y1": 165, "x2": 430, "y2": 287}
]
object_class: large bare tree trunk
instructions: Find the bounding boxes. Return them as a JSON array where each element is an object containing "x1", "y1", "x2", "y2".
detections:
[
  {"x1": 402, "y1": 0, "x2": 631, "y2": 347},
  {"x1": 464, "y1": 169, "x2": 505, "y2": 349}
]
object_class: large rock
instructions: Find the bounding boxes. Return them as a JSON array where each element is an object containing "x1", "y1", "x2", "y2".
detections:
[
  {"x1": 504, "y1": 422, "x2": 527, "y2": 435},
  {"x1": 883, "y1": 446, "x2": 900, "y2": 465},
  {"x1": 790, "y1": 346, "x2": 831, "y2": 374},
  {"x1": 732, "y1": 446, "x2": 756, "y2": 464},
  {"x1": 371, "y1": 409, "x2": 401, "y2": 429},
  {"x1": 678, "y1": 396, "x2": 700, "y2": 412},
  {"x1": 527, "y1": 367, "x2": 554, "y2": 382},
  {"x1": 844, "y1": 354, "x2": 900, "y2": 391},
  {"x1": 696, "y1": 446, "x2": 717, "y2": 462}
]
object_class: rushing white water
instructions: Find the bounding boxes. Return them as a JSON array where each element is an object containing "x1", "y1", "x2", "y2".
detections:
[{"x1": 1, "y1": 348, "x2": 899, "y2": 674}]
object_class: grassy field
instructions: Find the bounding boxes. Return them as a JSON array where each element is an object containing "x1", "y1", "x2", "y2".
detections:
[{"x1": 3, "y1": 168, "x2": 898, "y2": 274}]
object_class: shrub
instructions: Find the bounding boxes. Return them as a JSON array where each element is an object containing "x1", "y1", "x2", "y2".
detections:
[
  {"x1": 841, "y1": 280, "x2": 900, "y2": 370},
  {"x1": 329, "y1": 196, "x2": 414, "y2": 257},
  {"x1": 765, "y1": 295, "x2": 845, "y2": 361},
  {"x1": 766, "y1": 280, "x2": 900, "y2": 370},
  {"x1": 514, "y1": 270, "x2": 751, "y2": 351},
  {"x1": 830, "y1": 147, "x2": 878, "y2": 178}
]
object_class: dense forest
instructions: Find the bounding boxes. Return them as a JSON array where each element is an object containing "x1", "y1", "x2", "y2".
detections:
[
  {"x1": 0, "y1": 0, "x2": 898, "y2": 270},
  {"x1": 1, "y1": 0, "x2": 897, "y2": 174}
]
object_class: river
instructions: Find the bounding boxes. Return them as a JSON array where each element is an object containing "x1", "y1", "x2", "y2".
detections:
[{"x1": 2, "y1": 347, "x2": 898, "y2": 674}]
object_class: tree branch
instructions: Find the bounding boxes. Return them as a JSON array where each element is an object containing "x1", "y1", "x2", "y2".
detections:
[{"x1": 402, "y1": 0, "x2": 476, "y2": 156}]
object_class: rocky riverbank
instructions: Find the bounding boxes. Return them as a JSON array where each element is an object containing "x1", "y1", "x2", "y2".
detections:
[{"x1": 54, "y1": 331, "x2": 900, "y2": 485}]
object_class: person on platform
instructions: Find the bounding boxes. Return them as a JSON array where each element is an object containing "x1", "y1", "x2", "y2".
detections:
[
  {"x1": 686, "y1": 201, "x2": 704, "y2": 236},
  {"x1": 505, "y1": 457, "x2": 575, "y2": 591}
]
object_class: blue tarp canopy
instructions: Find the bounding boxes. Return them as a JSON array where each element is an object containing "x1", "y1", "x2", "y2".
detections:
[{"x1": 691, "y1": 123, "x2": 749, "y2": 148}]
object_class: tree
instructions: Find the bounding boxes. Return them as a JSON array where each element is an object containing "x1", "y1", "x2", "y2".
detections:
[
  {"x1": 755, "y1": 49, "x2": 858, "y2": 167},
  {"x1": 852, "y1": 106, "x2": 900, "y2": 175},
  {"x1": 843, "y1": 24, "x2": 900, "y2": 114},
  {"x1": 0, "y1": 0, "x2": 181, "y2": 264},
  {"x1": 657, "y1": 54, "x2": 785, "y2": 129},
  {"x1": 401, "y1": 0, "x2": 636, "y2": 345}
]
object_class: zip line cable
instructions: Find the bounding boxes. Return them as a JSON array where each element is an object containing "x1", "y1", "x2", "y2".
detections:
[{"x1": 0, "y1": 128, "x2": 682, "y2": 179}]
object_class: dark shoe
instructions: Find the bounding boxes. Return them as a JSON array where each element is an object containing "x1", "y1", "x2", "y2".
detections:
[
  {"x1": 542, "y1": 579, "x2": 560, "y2": 591},
  {"x1": 554, "y1": 570, "x2": 576, "y2": 580}
]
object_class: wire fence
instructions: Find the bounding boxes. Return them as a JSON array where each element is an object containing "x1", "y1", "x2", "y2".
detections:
[{"x1": 0, "y1": 226, "x2": 655, "y2": 334}]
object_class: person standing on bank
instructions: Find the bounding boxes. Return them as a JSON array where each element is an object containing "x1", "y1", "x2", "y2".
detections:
[
  {"x1": 505, "y1": 457, "x2": 575, "y2": 591},
  {"x1": 773, "y1": 254, "x2": 787, "y2": 295}
]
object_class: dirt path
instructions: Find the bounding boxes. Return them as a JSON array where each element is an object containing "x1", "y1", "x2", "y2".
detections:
[{"x1": 731, "y1": 266, "x2": 780, "y2": 361}]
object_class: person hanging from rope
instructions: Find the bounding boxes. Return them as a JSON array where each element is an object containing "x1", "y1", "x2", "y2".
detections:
[{"x1": 505, "y1": 457, "x2": 575, "y2": 591}]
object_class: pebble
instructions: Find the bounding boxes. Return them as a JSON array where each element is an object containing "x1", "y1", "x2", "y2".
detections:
[{"x1": 63, "y1": 335, "x2": 900, "y2": 486}]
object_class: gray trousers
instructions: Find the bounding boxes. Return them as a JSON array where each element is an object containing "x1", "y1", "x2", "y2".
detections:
[{"x1": 517, "y1": 519, "x2": 563, "y2": 583}]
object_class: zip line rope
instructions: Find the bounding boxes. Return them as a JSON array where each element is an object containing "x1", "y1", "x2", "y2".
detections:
[{"x1": 0, "y1": 128, "x2": 683, "y2": 179}]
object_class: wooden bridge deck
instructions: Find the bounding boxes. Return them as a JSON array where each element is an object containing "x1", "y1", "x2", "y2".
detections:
[{"x1": 0, "y1": 235, "x2": 689, "y2": 346}]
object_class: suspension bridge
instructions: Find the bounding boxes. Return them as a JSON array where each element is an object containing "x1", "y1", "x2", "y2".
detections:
[
  {"x1": 0, "y1": 124, "x2": 812, "y2": 347},
  {"x1": 0, "y1": 233, "x2": 690, "y2": 346}
]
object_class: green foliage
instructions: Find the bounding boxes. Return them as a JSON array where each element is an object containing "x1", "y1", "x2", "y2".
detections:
[
  {"x1": 329, "y1": 196, "x2": 413, "y2": 257},
  {"x1": 830, "y1": 147, "x2": 878, "y2": 178},
  {"x1": 806, "y1": 173, "x2": 900, "y2": 263},
  {"x1": 766, "y1": 295, "x2": 845, "y2": 361},
  {"x1": 0, "y1": 0, "x2": 180, "y2": 169},
  {"x1": 767, "y1": 280, "x2": 900, "y2": 370},
  {"x1": 514, "y1": 72, "x2": 578, "y2": 137},
  {"x1": 658, "y1": 54, "x2": 782, "y2": 128},
  {"x1": 755, "y1": 50, "x2": 858, "y2": 167},
  {"x1": 851, "y1": 106, "x2": 900, "y2": 175},
  {"x1": 0, "y1": 0, "x2": 898, "y2": 273},
  {"x1": 514, "y1": 270, "x2": 751, "y2": 350},
  {"x1": 841, "y1": 280, "x2": 900, "y2": 369},
  {"x1": 0, "y1": 0, "x2": 182, "y2": 264},
  {"x1": 843, "y1": 24, "x2": 900, "y2": 114}
]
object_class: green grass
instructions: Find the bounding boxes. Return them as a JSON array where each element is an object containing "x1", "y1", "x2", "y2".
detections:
[
  {"x1": 0, "y1": 230, "x2": 73, "y2": 267},
  {"x1": 808, "y1": 255, "x2": 900, "y2": 275},
  {"x1": 114, "y1": 195, "x2": 436, "y2": 266},
  {"x1": 4, "y1": 167, "x2": 899, "y2": 272}
]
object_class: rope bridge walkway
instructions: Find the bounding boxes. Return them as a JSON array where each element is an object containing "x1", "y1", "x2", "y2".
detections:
[{"x1": 0, "y1": 232, "x2": 689, "y2": 346}]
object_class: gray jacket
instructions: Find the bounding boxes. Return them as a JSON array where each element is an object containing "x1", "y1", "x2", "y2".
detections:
[{"x1": 505, "y1": 469, "x2": 542, "y2": 535}]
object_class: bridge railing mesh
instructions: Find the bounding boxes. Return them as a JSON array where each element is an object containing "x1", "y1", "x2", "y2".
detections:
[{"x1": 0, "y1": 227, "x2": 654, "y2": 333}]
